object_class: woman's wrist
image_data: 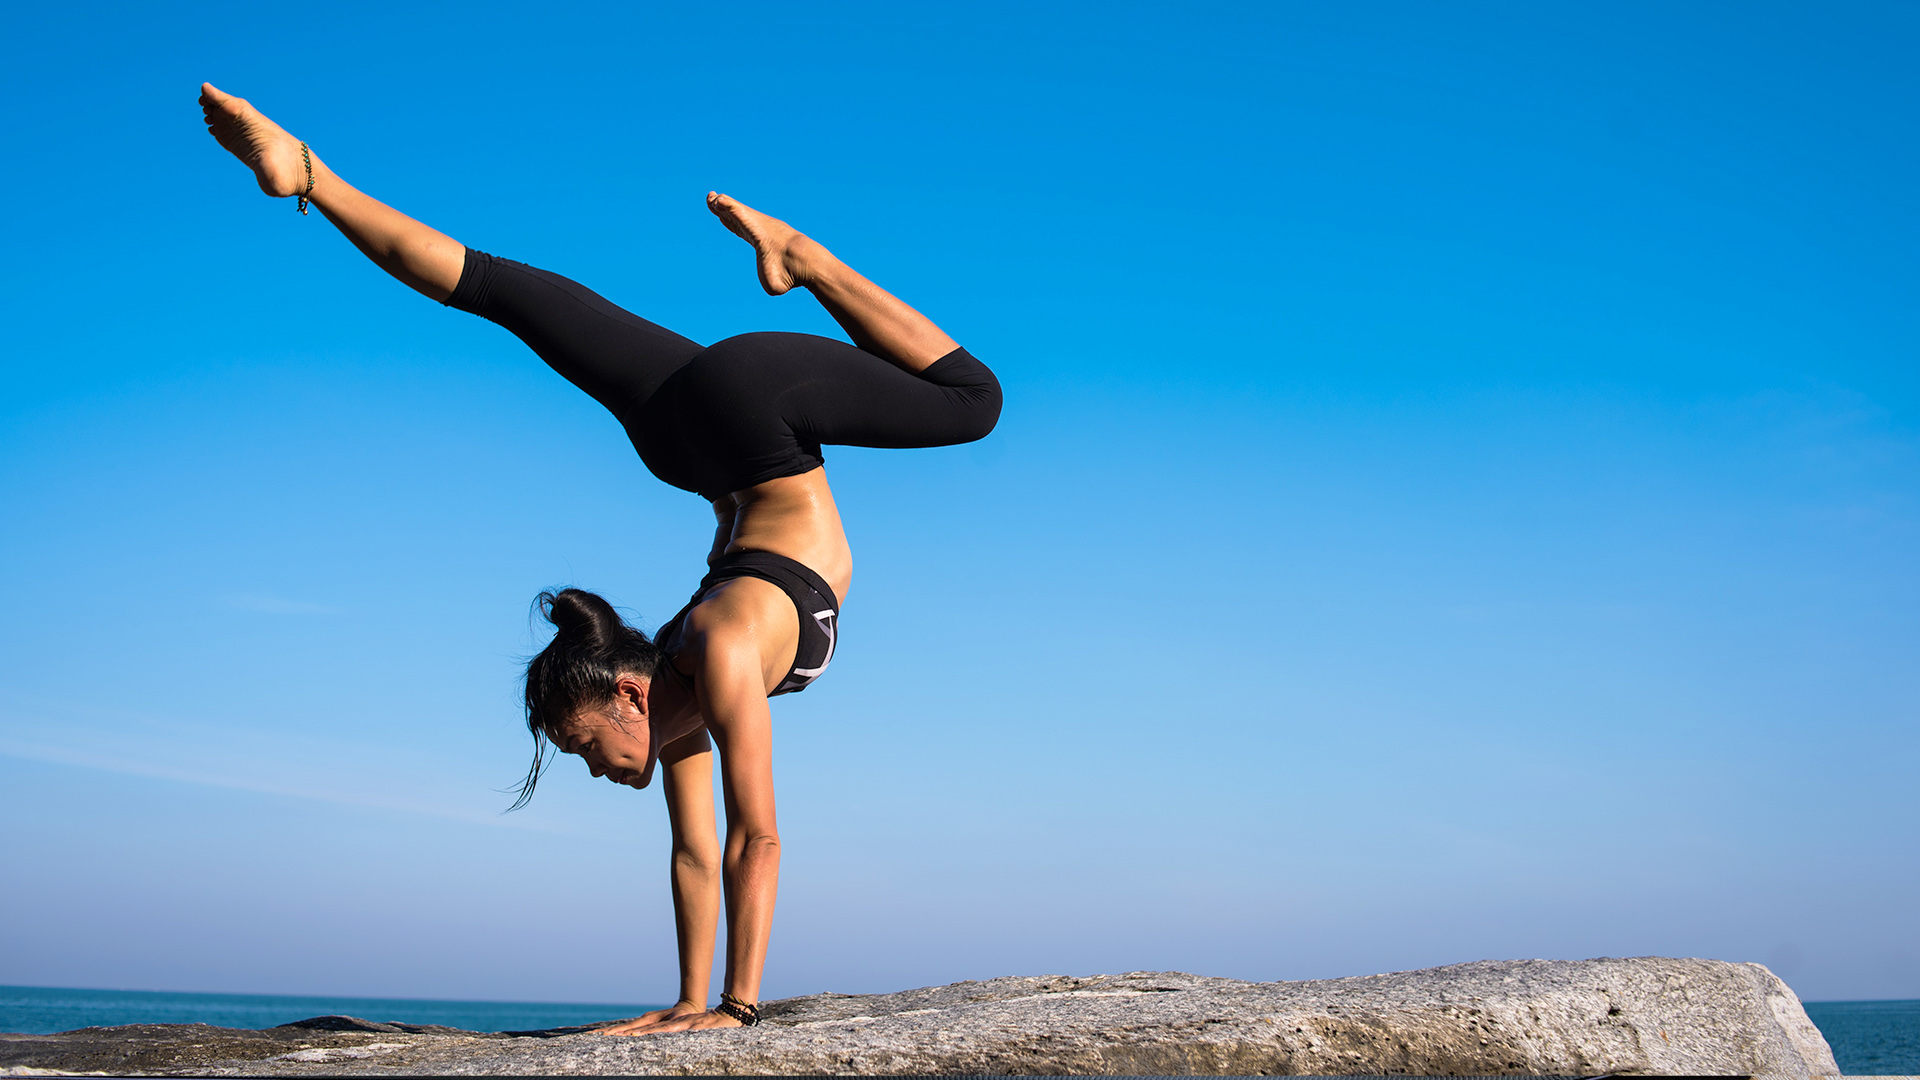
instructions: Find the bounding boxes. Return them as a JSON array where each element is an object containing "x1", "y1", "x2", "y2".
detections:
[{"x1": 714, "y1": 991, "x2": 760, "y2": 1026}]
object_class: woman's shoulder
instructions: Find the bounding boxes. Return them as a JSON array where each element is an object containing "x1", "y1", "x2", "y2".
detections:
[{"x1": 681, "y1": 575, "x2": 799, "y2": 646}]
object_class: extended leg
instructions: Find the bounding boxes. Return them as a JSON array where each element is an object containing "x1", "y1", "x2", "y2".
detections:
[
  {"x1": 200, "y1": 83, "x2": 464, "y2": 301},
  {"x1": 706, "y1": 194, "x2": 961, "y2": 373},
  {"x1": 201, "y1": 84, "x2": 703, "y2": 416}
]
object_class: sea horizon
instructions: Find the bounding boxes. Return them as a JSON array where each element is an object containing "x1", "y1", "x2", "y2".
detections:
[{"x1": 0, "y1": 983, "x2": 667, "y2": 1037}]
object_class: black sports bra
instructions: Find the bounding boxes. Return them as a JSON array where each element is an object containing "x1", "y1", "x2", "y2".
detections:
[{"x1": 654, "y1": 550, "x2": 841, "y2": 696}]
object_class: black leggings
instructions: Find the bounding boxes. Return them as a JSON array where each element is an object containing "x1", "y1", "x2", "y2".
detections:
[{"x1": 445, "y1": 249, "x2": 1002, "y2": 500}]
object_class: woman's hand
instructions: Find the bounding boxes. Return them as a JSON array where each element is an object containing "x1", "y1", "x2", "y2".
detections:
[
  {"x1": 596, "y1": 1004, "x2": 744, "y2": 1036},
  {"x1": 594, "y1": 1000, "x2": 710, "y2": 1036}
]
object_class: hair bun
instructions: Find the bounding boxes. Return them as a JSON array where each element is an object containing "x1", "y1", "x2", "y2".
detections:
[
  {"x1": 515, "y1": 586, "x2": 664, "y2": 810},
  {"x1": 540, "y1": 587, "x2": 618, "y2": 643}
]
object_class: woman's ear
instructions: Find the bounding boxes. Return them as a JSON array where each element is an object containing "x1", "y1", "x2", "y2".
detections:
[
  {"x1": 618, "y1": 673, "x2": 662, "y2": 790},
  {"x1": 614, "y1": 674, "x2": 652, "y2": 721}
]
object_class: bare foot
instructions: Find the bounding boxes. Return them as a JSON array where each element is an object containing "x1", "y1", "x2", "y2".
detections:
[
  {"x1": 706, "y1": 192, "x2": 826, "y2": 296},
  {"x1": 199, "y1": 82, "x2": 314, "y2": 200}
]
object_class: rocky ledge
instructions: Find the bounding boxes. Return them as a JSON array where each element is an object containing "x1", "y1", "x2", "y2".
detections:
[{"x1": 0, "y1": 957, "x2": 1840, "y2": 1076}]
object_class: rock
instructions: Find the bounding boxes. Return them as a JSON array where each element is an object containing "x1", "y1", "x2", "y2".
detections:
[{"x1": 0, "y1": 956, "x2": 1840, "y2": 1076}]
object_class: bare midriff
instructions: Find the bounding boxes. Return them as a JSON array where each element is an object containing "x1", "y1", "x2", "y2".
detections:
[{"x1": 711, "y1": 467, "x2": 853, "y2": 604}]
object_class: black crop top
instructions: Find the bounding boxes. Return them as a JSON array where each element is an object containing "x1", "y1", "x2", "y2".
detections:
[{"x1": 654, "y1": 550, "x2": 841, "y2": 696}]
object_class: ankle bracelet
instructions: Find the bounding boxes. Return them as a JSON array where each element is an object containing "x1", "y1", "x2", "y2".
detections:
[
  {"x1": 296, "y1": 142, "x2": 313, "y2": 216},
  {"x1": 715, "y1": 991, "x2": 760, "y2": 1027}
]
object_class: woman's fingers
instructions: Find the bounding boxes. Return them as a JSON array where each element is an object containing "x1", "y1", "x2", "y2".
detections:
[
  {"x1": 595, "y1": 1005, "x2": 688, "y2": 1035},
  {"x1": 595, "y1": 1017, "x2": 659, "y2": 1035},
  {"x1": 597, "y1": 1009, "x2": 744, "y2": 1036}
]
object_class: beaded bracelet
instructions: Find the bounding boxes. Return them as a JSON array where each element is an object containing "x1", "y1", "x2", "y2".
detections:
[
  {"x1": 296, "y1": 142, "x2": 313, "y2": 215},
  {"x1": 715, "y1": 991, "x2": 760, "y2": 1027}
]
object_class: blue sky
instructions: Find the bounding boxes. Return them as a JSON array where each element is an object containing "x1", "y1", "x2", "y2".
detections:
[{"x1": 2, "y1": 0, "x2": 1915, "y2": 1006}]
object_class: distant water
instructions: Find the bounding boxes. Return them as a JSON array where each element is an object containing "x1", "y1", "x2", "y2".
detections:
[
  {"x1": 0, "y1": 985, "x2": 665, "y2": 1035},
  {"x1": 1805, "y1": 999, "x2": 1920, "y2": 1076}
]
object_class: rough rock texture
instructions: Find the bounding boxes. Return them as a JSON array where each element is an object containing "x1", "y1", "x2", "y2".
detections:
[{"x1": 0, "y1": 957, "x2": 1840, "y2": 1076}]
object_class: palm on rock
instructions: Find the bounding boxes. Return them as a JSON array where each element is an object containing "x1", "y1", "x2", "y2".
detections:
[{"x1": 597, "y1": 1003, "x2": 738, "y2": 1036}]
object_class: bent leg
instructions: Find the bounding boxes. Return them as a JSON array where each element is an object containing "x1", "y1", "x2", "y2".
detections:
[
  {"x1": 684, "y1": 333, "x2": 1000, "y2": 461},
  {"x1": 793, "y1": 339, "x2": 1001, "y2": 448},
  {"x1": 706, "y1": 194, "x2": 961, "y2": 373}
]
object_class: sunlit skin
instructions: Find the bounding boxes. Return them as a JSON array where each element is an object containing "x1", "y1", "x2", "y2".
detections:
[{"x1": 201, "y1": 82, "x2": 966, "y2": 1034}]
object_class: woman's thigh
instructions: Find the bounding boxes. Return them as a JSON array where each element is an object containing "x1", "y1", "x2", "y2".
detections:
[
  {"x1": 633, "y1": 331, "x2": 1003, "y2": 497},
  {"x1": 447, "y1": 249, "x2": 706, "y2": 417},
  {"x1": 692, "y1": 332, "x2": 1000, "y2": 449}
]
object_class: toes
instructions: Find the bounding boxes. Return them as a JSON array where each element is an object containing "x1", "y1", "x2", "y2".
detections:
[{"x1": 199, "y1": 82, "x2": 241, "y2": 112}]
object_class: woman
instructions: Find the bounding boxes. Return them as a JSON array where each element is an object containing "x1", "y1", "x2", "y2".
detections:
[{"x1": 199, "y1": 83, "x2": 1000, "y2": 1035}]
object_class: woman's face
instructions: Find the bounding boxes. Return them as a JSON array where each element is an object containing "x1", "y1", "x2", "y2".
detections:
[{"x1": 555, "y1": 677, "x2": 655, "y2": 788}]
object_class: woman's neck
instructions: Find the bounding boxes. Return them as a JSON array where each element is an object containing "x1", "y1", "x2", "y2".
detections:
[{"x1": 648, "y1": 665, "x2": 708, "y2": 748}]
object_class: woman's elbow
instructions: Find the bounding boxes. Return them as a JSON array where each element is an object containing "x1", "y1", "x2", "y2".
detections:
[
  {"x1": 737, "y1": 832, "x2": 781, "y2": 863},
  {"x1": 672, "y1": 843, "x2": 722, "y2": 876}
]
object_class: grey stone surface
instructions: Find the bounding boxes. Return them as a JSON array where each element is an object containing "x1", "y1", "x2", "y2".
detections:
[{"x1": 0, "y1": 956, "x2": 1840, "y2": 1076}]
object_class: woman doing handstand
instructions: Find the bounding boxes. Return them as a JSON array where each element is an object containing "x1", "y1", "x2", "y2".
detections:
[{"x1": 199, "y1": 83, "x2": 1001, "y2": 1035}]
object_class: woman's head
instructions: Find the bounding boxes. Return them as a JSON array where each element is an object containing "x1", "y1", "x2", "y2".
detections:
[{"x1": 511, "y1": 587, "x2": 664, "y2": 809}]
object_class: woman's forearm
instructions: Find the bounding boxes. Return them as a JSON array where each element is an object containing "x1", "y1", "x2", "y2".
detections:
[
  {"x1": 694, "y1": 633, "x2": 785, "y2": 1007},
  {"x1": 721, "y1": 831, "x2": 781, "y2": 1002},
  {"x1": 660, "y1": 735, "x2": 722, "y2": 1011},
  {"x1": 670, "y1": 847, "x2": 721, "y2": 1006}
]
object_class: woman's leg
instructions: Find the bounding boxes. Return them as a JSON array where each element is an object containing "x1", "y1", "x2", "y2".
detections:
[
  {"x1": 706, "y1": 194, "x2": 961, "y2": 373},
  {"x1": 200, "y1": 83, "x2": 464, "y2": 301},
  {"x1": 201, "y1": 84, "x2": 704, "y2": 415},
  {"x1": 669, "y1": 330, "x2": 1001, "y2": 500},
  {"x1": 669, "y1": 195, "x2": 998, "y2": 490}
]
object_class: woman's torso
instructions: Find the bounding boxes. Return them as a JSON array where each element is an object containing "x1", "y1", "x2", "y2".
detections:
[
  {"x1": 716, "y1": 468, "x2": 852, "y2": 601},
  {"x1": 648, "y1": 467, "x2": 851, "y2": 745}
]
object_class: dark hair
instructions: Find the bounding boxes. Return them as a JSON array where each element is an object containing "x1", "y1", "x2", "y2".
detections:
[{"x1": 509, "y1": 587, "x2": 663, "y2": 810}]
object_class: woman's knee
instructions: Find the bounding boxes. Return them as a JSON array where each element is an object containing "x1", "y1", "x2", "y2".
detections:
[
  {"x1": 933, "y1": 350, "x2": 1002, "y2": 442},
  {"x1": 951, "y1": 380, "x2": 1002, "y2": 442}
]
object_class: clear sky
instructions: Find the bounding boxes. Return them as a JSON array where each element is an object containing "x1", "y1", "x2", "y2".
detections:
[{"x1": 2, "y1": 1, "x2": 1915, "y2": 1007}]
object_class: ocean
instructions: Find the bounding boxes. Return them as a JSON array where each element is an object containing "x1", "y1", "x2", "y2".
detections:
[
  {"x1": 1804, "y1": 999, "x2": 1920, "y2": 1076},
  {"x1": 0, "y1": 985, "x2": 664, "y2": 1036},
  {"x1": 2, "y1": 985, "x2": 1915, "y2": 1073}
]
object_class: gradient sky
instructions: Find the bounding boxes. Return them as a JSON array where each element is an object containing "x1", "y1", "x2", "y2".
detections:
[{"x1": 2, "y1": 1, "x2": 1915, "y2": 1007}]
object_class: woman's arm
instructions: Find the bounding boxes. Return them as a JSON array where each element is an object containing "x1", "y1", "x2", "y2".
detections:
[
  {"x1": 698, "y1": 635, "x2": 782, "y2": 1012},
  {"x1": 595, "y1": 730, "x2": 720, "y2": 1036},
  {"x1": 604, "y1": 584, "x2": 790, "y2": 1035},
  {"x1": 664, "y1": 733, "x2": 722, "y2": 1008}
]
